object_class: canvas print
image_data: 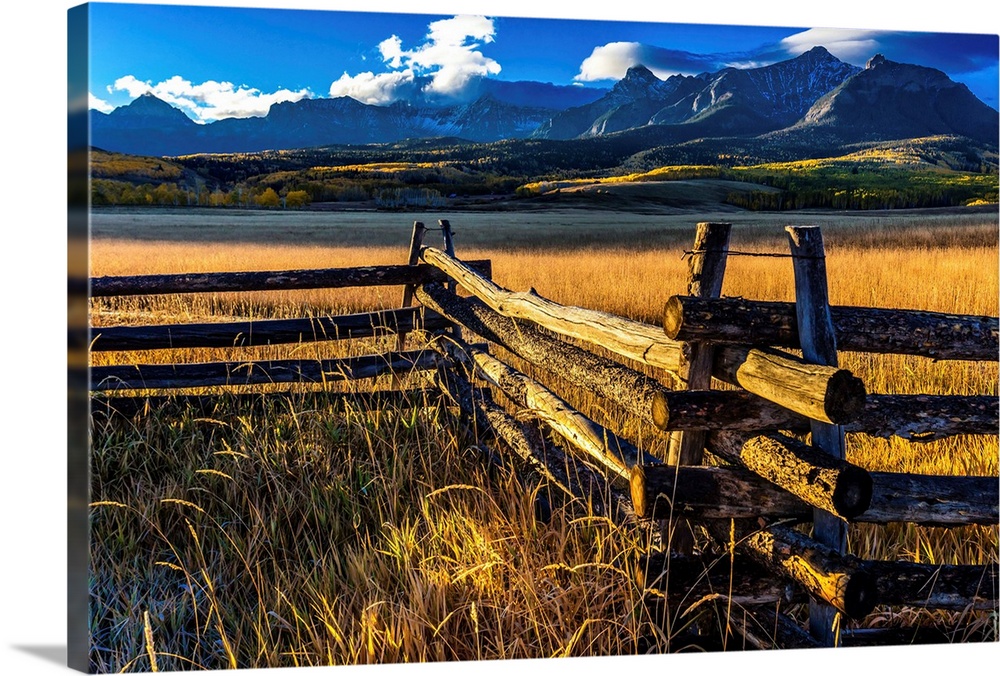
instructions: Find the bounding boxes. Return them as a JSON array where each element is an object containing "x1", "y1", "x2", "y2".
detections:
[{"x1": 68, "y1": 1, "x2": 999, "y2": 672}]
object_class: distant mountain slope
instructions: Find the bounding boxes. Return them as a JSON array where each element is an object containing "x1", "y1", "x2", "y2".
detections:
[
  {"x1": 779, "y1": 54, "x2": 1000, "y2": 146},
  {"x1": 532, "y1": 47, "x2": 861, "y2": 140},
  {"x1": 89, "y1": 46, "x2": 997, "y2": 159}
]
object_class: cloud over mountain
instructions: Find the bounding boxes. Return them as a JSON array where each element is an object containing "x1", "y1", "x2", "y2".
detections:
[
  {"x1": 574, "y1": 42, "x2": 724, "y2": 81},
  {"x1": 89, "y1": 93, "x2": 114, "y2": 114},
  {"x1": 329, "y1": 15, "x2": 502, "y2": 104},
  {"x1": 109, "y1": 75, "x2": 313, "y2": 122},
  {"x1": 779, "y1": 28, "x2": 890, "y2": 64}
]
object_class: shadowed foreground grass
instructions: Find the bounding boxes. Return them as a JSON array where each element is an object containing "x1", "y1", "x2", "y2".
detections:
[{"x1": 89, "y1": 387, "x2": 674, "y2": 672}]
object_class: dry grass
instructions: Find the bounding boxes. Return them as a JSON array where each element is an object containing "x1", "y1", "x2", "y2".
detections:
[{"x1": 88, "y1": 208, "x2": 998, "y2": 671}]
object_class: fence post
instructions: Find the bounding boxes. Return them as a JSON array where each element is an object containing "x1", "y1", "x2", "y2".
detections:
[
  {"x1": 666, "y1": 222, "x2": 731, "y2": 553},
  {"x1": 440, "y1": 219, "x2": 463, "y2": 341},
  {"x1": 397, "y1": 221, "x2": 427, "y2": 351},
  {"x1": 786, "y1": 225, "x2": 849, "y2": 647}
]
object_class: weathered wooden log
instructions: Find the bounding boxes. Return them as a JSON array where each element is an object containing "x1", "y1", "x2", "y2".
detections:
[
  {"x1": 416, "y1": 282, "x2": 865, "y2": 430},
  {"x1": 839, "y1": 625, "x2": 997, "y2": 647},
  {"x1": 452, "y1": 343, "x2": 654, "y2": 479},
  {"x1": 665, "y1": 295, "x2": 1000, "y2": 362},
  {"x1": 667, "y1": 222, "x2": 731, "y2": 467},
  {"x1": 90, "y1": 307, "x2": 448, "y2": 351},
  {"x1": 90, "y1": 260, "x2": 492, "y2": 297},
  {"x1": 396, "y1": 220, "x2": 427, "y2": 351},
  {"x1": 90, "y1": 388, "x2": 440, "y2": 419},
  {"x1": 847, "y1": 394, "x2": 999, "y2": 441},
  {"x1": 652, "y1": 389, "x2": 801, "y2": 433},
  {"x1": 652, "y1": 390, "x2": 998, "y2": 442},
  {"x1": 438, "y1": 220, "x2": 463, "y2": 342},
  {"x1": 728, "y1": 605, "x2": 822, "y2": 650},
  {"x1": 705, "y1": 431, "x2": 872, "y2": 520},
  {"x1": 630, "y1": 464, "x2": 812, "y2": 521},
  {"x1": 787, "y1": 225, "x2": 848, "y2": 646},
  {"x1": 864, "y1": 472, "x2": 999, "y2": 526},
  {"x1": 420, "y1": 246, "x2": 686, "y2": 376},
  {"x1": 431, "y1": 356, "x2": 635, "y2": 524},
  {"x1": 862, "y1": 561, "x2": 998, "y2": 611},
  {"x1": 478, "y1": 399, "x2": 638, "y2": 525},
  {"x1": 666, "y1": 222, "x2": 731, "y2": 556},
  {"x1": 727, "y1": 523, "x2": 878, "y2": 620},
  {"x1": 90, "y1": 350, "x2": 437, "y2": 391},
  {"x1": 637, "y1": 551, "x2": 804, "y2": 606},
  {"x1": 630, "y1": 461, "x2": 994, "y2": 528},
  {"x1": 712, "y1": 344, "x2": 866, "y2": 424},
  {"x1": 415, "y1": 283, "x2": 670, "y2": 425}
]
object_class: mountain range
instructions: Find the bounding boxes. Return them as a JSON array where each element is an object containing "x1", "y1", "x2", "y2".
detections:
[{"x1": 89, "y1": 47, "x2": 998, "y2": 158}]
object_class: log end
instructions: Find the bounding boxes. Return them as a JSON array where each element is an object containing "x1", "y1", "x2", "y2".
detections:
[
  {"x1": 663, "y1": 296, "x2": 685, "y2": 340},
  {"x1": 824, "y1": 370, "x2": 868, "y2": 424},
  {"x1": 650, "y1": 391, "x2": 670, "y2": 431},
  {"x1": 832, "y1": 467, "x2": 874, "y2": 520},
  {"x1": 630, "y1": 465, "x2": 650, "y2": 519},
  {"x1": 843, "y1": 569, "x2": 879, "y2": 620}
]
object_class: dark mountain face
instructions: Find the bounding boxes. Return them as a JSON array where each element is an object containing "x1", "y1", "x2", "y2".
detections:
[
  {"x1": 90, "y1": 93, "x2": 200, "y2": 155},
  {"x1": 105, "y1": 92, "x2": 196, "y2": 128},
  {"x1": 89, "y1": 46, "x2": 997, "y2": 158},
  {"x1": 788, "y1": 54, "x2": 999, "y2": 145},
  {"x1": 533, "y1": 46, "x2": 861, "y2": 140}
]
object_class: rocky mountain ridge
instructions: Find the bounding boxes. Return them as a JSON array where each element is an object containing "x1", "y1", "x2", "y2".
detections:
[{"x1": 89, "y1": 46, "x2": 998, "y2": 157}]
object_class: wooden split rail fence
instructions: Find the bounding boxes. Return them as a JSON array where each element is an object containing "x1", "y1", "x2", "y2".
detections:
[{"x1": 88, "y1": 219, "x2": 999, "y2": 650}]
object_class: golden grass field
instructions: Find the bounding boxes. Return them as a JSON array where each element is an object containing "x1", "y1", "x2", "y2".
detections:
[{"x1": 87, "y1": 206, "x2": 998, "y2": 671}]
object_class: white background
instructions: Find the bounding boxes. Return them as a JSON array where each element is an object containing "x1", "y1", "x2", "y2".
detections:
[{"x1": 2, "y1": 1, "x2": 997, "y2": 674}]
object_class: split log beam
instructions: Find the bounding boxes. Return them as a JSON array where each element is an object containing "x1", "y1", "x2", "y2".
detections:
[
  {"x1": 845, "y1": 394, "x2": 999, "y2": 441},
  {"x1": 637, "y1": 551, "x2": 804, "y2": 605},
  {"x1": 862, "y1": 561, "x2": 998, "y2": 611},
  {"x1": 444, "y1": 341, "x2": 655, "y2": 479},
  {"x1": 632, "y1": 462, "x2": 997, "y2": 528},
  {"x1": 707, "y1": 431, "x2": 872, "y2": 520},
  {"x1": 653, "y1": 390, "x2": 998, "y2": 441},
  {"x1": 414, "y1": 283, "x2": 669, "y2": 425},
  {"x1": 419, "y1": 246, "x2": 686, "y2": 376},
  {"x1": 665, "y1": 295, "x2": 999, "y2": 362},
  {"x1": 727, "y1": 523, "x2": 879, "y2": 621},
  {"x1": 630, "y1": 464, "x2": 811, "y2": 521},
  {"x1": 91, "y1": 307, "x2": 448, "y2": 351},
  {"x1": 416, "y1": 282, "x2": 864, "y2": 428},
  {"x1": 711, "y1": 345, "x2": 866, "y2": 424},
  {"x1": 90, "y1": 350, "x2": 437, "y2": 391},
  {"x1": 865, "y1": 472, "x2": 999, "y2": 526},
  {"x1": 431, "y1": 355, "x2": 635, "y2": 524},
  {"x1": 91, "y1": 260, "x2": 492, "y2": 297}
]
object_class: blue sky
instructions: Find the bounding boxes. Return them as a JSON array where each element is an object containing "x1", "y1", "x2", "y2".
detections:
[{"x1": 82, "y1": 0, "x2": 999, "y2": 123}]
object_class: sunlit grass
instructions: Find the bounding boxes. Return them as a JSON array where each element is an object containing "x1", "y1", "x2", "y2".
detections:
[{"x1": 89, "y1": 208, "x2": 999, "y2": 669}]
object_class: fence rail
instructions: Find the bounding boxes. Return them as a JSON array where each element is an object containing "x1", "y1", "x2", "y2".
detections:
[
  {"x1": 90, "y1": 260, "x2": 492, "y2": 296},
  {"x1": 88, "y1": 218, "x2": 999, "y2": 650}
]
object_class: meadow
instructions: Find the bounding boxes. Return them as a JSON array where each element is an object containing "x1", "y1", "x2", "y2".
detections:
[{"x1": 87, "y1": 206, "x2": 998, "y2": 671}]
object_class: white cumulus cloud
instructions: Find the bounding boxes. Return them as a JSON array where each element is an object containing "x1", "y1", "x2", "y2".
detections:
[
  {"x1": 576, "y1": 42, "x2": 647, "y2": 81},
  {"x1": 575, "y1": 42, "x2": 719, "y2": 81},
  {"x1": 329, "y1": 70, "x2": 416, "y2": 105},
  {"x1": 88, "y1": 92, "x2": 114, "y2": 113},
  {"x1": 330, "y1": 15, "x2": 501, "y2": 105},
  {"x1": 110, "y1": 75, "x2": 313, "y2": 122},
  {"x1": 780, "y1": 28, "x2": 889, "y2": 64}
]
